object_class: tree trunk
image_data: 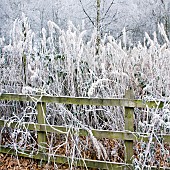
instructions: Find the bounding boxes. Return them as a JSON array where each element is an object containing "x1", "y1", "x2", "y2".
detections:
[{"x1": 96, "y1": 0, "x2": 101, "y2": 55}]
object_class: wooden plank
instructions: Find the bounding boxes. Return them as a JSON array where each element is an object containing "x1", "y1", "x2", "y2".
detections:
[
  {"x1": 0, "y1": 93, "x2": 164, "y2": 108},
  {"x1": 0, "y1": 146, "x2": 169, "y2": 170},
  {"x1": 0, "y1": 119, "x2": 139, "y2": 142},
  {"x1": 36, "y1": 102, "x2": 47, "y2": 151},
  {"x1": 124, "y1": 89, "x2": 134, "y2": 164},
  {"x1": 1, "y1": 119, "x2": 169, "y2": 142}
]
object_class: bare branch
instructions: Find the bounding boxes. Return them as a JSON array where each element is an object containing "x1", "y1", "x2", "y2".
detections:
[
  {"x1": 100, "y1": 9, "x2": 118, "y2": 30},
  {"x1": 102, "y1": 0, "x2": 115, "y2": 20},
  {"x1": 79, "y1": 0, "x2": 95, "y2": 26}
]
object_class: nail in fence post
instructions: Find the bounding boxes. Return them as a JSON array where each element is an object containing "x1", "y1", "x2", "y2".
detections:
[
  {"x1": 124, "y1": 89, "x2": 134, "y2": 164},
  {"x1": 36, "y1": 102, "x2": 47, "y2": 152}
]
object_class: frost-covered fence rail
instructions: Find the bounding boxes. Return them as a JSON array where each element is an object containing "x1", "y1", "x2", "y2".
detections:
[{"x1": 0, "y1": 90, "x2": 170, "y2": 169}]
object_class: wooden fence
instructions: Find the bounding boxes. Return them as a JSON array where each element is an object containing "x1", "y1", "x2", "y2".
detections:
[{"x1": 0, "y1": 90, "x2": 170, "y2": 169}]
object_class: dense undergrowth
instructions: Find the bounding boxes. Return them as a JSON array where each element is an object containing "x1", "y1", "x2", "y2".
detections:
[{"x1": 0, "y1": 14, "x2": 170, "y2": 169}]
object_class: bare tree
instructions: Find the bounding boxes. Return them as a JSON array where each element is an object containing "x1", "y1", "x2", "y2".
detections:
[{"x1": 79, "y1": 0, "x2": 117, "y2": 54}]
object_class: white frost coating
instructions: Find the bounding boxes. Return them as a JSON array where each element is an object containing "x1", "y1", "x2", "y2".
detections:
[
  {"x1": 41, "y1": 27, "x2": 47, "y2": 52},
  {"x1": 122, "y1": 27, "x2": 126, "y2": 48},
  {"x1": 158, "y1": 23, "x2": 169, "y2": 43},
  {"x1": 145, "y1": 32, "x2": 154, "y2": 46},
  {"x1": 22, "y1": 86, "x2": 37, "y2": 94},
  {"x1": 30, "y1": 71, "x2": 39, "y2": 82},
  {"x1": 88, "y1": 79, "x2": 111, "y2": 97},
  {"x1": 47, "y1": 20, "x2": 61, "y2": 33},
  {"x1": 81, "y1": 20, "x2": 85, "y2": 30},
  {"x1": 28, "y1": 63, "x2": 34, "y2": 75},
  {"x1": 159, "y1": 43, "x2": 167, "y2": 52}
]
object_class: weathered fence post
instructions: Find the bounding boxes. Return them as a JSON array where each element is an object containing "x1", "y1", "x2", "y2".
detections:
[
  {"x1": 124, "y1": 89, "x2": 134, "y2": 165},
  {"x1": 36, "y1": 102, "x2": 47, "y2": 152}
]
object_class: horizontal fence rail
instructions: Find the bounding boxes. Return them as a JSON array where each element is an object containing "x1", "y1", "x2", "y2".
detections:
[
  {"x1": 0, "y1": 93, "x2": 165, "y2": 108},
  {"x1": 0, "y1": 120, "x2": 169, "y2": 142},
  {"x1": 0, "y1": 90, "x2": 169, "y2": 170}
]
